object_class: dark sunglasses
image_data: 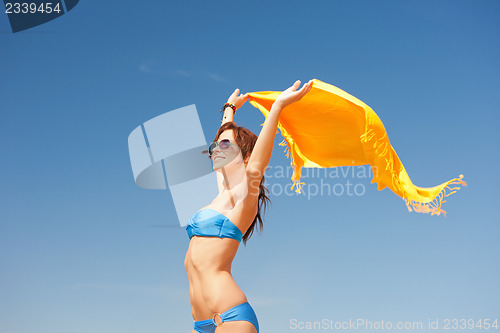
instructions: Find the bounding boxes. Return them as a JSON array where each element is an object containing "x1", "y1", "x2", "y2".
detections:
[{"x1": 208, "y1": 138, "x2": 234, "y2": 157}]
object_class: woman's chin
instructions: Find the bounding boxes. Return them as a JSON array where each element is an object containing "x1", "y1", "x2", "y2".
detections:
[{"x1": 213, "y1": 159, "x2": 229, "y2": 170}]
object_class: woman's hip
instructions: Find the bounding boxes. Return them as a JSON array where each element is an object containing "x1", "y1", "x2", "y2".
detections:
[
  {"x1": 192, "y1": 301, "x2": 259, "y2": 333},
  {"x1": 190, "y1": 286, "x2": 248, "y2": 321}
]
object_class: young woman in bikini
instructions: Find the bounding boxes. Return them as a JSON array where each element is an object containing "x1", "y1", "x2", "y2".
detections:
[{"x1": 185, "y1": 79, "x2": 313, "y2": 333}]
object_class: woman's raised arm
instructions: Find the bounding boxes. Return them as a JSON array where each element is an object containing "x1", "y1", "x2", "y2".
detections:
[
  {"x1": 246, "y1": 80, "x2": 313, "y2": 190},
  {"x1": 221, "y1": 88, "x2": 248, "y2": 126}
]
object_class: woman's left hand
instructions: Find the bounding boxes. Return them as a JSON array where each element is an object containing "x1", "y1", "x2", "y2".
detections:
[
  {"x1": 274, "y1": 79, "x2": 313, "y2": 109},
  {"x1": 227, "y1": 88, "x2": 249, "y2": 110}
]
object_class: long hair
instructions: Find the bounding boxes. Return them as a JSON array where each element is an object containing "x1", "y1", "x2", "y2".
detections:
[{"x1": 213, "y1": 121, "x2": 271, "y2": 246}]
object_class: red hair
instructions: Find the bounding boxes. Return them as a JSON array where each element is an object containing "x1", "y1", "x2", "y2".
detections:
[{"x1": 213, "y1": 121, "x2": 271, "y2": 246}]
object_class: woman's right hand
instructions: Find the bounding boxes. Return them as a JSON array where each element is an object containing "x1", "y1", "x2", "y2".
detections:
[
  {"x1": 274, "y1": 79, "x2": 313, "y2": 110},
  {"x1": 227, "y1": 88, "x2": 249, "y2": 110}
]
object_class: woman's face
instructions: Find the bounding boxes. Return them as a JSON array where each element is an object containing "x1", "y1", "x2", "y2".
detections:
[{"x1": 211, "y1": 130, "x2": 243, "y2": 170}]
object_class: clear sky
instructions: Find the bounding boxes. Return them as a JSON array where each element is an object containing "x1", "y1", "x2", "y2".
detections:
[{"x1": 1, "y1": 1, "x2": 499, "y2": 332}]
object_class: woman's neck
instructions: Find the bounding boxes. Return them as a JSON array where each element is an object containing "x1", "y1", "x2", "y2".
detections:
[{"x1": 216, "y1": 162, "x2": 247, "y2": 195}]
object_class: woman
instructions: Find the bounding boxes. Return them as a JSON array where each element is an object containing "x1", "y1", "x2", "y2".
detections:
[{"x1": 184, "y1": 79, "x2": 313, "y2": 333}]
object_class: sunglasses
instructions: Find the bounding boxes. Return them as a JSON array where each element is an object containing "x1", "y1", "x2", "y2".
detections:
[{"x1": 208, "y1": 138, "x2": 235, "y2": 157}]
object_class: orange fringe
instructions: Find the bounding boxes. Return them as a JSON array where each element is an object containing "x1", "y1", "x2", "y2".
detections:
[
  {"x1": 361, "y1": 128, "x2": 467, "y2": 217},
  {"x1": 404, "y1": 175, "x2": 467, "y2": 217},
  {"x1": 279, "y1": 138, "x2": 305, "y2": 193}
]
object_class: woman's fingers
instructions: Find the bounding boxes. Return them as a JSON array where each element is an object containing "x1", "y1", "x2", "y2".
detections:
[
  {"x1": 285, "y1": 80, "x2": 299, "y2": 93},
  {"x1": 228, "y1": 91, "x2": 248, "y2": 109},
  {"x1": 293, "y1": 80, "x2": 312, "y2": 101},
  {"x1": 294, "y1": 81, "x2": 308, "y2": 96},
  {"x1": 295, "y1": 79, "x2": 311, "y2": 93},
  {"x1": 300, "y1": 80, "x2": 312, "y2": 95},
  {"x1": 306, "y1": 81, "x2": 312, "y2": 93}
]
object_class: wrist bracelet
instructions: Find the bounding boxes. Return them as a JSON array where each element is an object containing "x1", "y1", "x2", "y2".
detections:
[{"x1": 220, "y1": 103, "x2": 237, "y2": 114}]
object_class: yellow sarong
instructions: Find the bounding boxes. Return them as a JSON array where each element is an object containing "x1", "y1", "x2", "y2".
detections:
[{"x1": 247, "y1": 79, "x2": 466, "y2": 216}]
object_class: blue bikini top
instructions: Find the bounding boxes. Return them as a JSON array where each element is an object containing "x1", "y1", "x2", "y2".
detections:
[{"x1": 186, "y1": 208, "x2": 243, "y2": 242}]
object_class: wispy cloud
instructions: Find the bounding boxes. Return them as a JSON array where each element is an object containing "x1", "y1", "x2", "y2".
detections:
[
  {"x1": 205, "y1": 72, "x2": 227, "y2": 82},
  {"x1": 138, "y1": 62, "x2": 226, "y2": 82}
]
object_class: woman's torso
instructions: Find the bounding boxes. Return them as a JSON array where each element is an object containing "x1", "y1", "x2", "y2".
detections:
[{"x1": 184, "y1": 186, "x2": 258, "y2": 320}]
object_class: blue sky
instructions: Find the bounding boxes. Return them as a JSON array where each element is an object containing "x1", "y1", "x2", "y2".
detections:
[{"x1": 1, "y1": 1, "x2": 499, "y2": 332}]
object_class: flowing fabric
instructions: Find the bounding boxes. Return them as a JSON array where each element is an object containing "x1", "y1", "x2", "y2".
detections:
[{"x1": 247, "y1": 79, "x2": 466, "y2": 216}]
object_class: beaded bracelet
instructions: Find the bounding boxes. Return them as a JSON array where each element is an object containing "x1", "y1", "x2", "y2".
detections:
[
  {"x1": 220, "y1": 102, "x2": 237, "y2": 114},
  {"x1": 220, "y1": 103, "x2": 237, "y2": 123}
]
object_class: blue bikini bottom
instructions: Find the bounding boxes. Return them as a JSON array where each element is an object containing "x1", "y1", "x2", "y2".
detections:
[{"x1": 193, "y1": 301, "x2": 259, "y2": 333}]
